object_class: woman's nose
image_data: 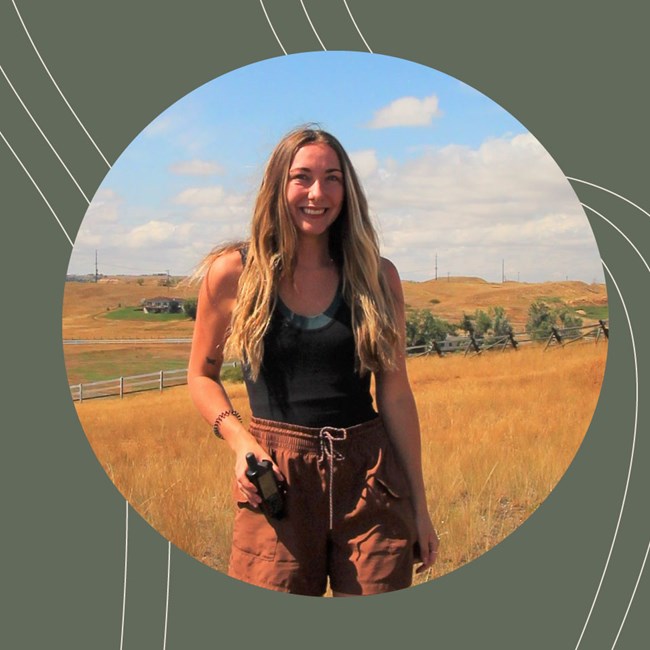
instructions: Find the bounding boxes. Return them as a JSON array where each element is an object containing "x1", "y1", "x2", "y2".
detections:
[{"x1": 308, "y1": 180, "x2": 324, "y2": 200}]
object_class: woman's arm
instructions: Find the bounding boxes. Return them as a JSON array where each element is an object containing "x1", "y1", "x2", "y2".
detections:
[
  {"x1": 188, "y1": 250, "x2": 281, "y2": 507},
  {"x1": 375, "y1": 258, "x2": 439, "y2": 572}
]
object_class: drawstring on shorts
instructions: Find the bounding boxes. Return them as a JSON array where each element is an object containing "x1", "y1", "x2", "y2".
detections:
[{"x1": 317, "y1": 427, "x2": 347, "y2": 529}]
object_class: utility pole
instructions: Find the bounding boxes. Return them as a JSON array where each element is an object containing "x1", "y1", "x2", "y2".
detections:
[
  {"x1": 95, "y1": 250, "x2": 99, "y2": 283},
  {"x1": 435, "y1": 253, "x2": 438, "y2": 280}
]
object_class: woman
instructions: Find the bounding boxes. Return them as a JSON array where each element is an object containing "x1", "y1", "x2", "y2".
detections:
[{"x1": 188, "y1": 126, "x2": 438, "y2": 596}]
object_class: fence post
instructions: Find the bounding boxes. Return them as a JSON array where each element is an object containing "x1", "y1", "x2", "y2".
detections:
[
  {"x1": 79, "y1": 383, "x2": 83, "y2": 403},
  {"x1": 599, "y1": 319, "x2": 609, "y2": 340},
  {"x1": 160, "y1": 370, "x2": 164, "y2": 392},
  {"x1": 545, "y1": 327, "x2": 563, "y2": 350},
  {"x1": 120, "y1": 376, "x2": 124, "y2": 399}
]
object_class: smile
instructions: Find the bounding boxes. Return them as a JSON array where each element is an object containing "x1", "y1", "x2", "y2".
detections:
[{"x1": 301, "y1": 207, "x2": 327, "y2": 216}]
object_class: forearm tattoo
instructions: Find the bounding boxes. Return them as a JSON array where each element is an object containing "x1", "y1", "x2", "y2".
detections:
[{"x1": 205, "y1": 356, "x2": 218, "y2": 366}]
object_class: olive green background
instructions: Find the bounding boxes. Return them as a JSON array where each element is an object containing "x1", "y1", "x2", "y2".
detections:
[{"x1": 2, "y1": 1, "x2": 648, "y2": 648}]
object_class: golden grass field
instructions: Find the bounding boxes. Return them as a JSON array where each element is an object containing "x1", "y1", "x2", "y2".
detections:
[{"x1": 75, "y1": 342, "x2": 607, "y2": 589}]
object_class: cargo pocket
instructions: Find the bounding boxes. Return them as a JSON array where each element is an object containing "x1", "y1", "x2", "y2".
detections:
[
  {"x1": 231, "y1": 479, "x2": 279, "y2": 561},
  {"x1": 371, "y1": 443, "x2": 412, "y2": 500},
  {"x1": 365, "y1": 443, "x2": 417, "y2": 548}
]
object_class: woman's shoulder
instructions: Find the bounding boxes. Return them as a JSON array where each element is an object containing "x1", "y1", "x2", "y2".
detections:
[
  {"x1": 203, "y1": 248, "x2": 246, "y2": 300},
  {"x1": 379, "y1": 257, "x2": 401, "y2": 287}
]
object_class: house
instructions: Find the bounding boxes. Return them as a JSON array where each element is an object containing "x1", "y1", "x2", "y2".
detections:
[{"x1": 141, "y1": 296, "x2": 185, "y2": 314}]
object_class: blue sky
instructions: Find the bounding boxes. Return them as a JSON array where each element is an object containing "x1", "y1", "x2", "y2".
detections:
[{"x1": 68, "y1": 51, "x2": 604, "y2": 283}]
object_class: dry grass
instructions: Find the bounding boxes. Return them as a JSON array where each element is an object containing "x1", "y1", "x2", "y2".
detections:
[
  {"x1": 76, "y1": 342, "x2": 607, "y2": 586},
  {"x1": 402, "y1": 277, "x2": 607, "y2": 329}
]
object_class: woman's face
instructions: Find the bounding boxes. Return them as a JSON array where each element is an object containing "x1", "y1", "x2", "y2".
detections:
[{"x1": 285, "y1": 143, "x2": 344, "y2": 239}]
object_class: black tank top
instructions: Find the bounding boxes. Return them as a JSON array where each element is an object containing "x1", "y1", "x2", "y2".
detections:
[{"x1": 243, "y1": 285, "x2": 377, "y2": 429}]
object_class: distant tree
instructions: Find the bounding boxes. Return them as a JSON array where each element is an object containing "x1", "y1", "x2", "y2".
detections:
[
  {"x1": 406, "y1": 309, "x2": 456, "y2": 348},
  {"x1": 490, "y1": 306, "x2": 513, "y2": 338},
  {"x1": 158, "y1": 276, "x2": 178, "y2": 287},
  {"x1": 526, "y1": 301, "x2": 582, "y2": 341},
  {"x1": 473, "y1": 309, "x2": 492, "y2": 337},
  {"x1": 556, "y1": 307, "x2": 583, "y2": 337},
  {"x1": 459, "y1": 313, "x2": 474, "y2": 335},
  {"x1": 526, "y1": 301, "x2": 555, "y2": 340},
  {"x1": 184, "y1": 298, "x2": 198, "y2": 320}
]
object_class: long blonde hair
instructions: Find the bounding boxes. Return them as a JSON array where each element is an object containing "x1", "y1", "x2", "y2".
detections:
[{"x1": 199, "y1": 126, "x2": 400, "y2": 379}]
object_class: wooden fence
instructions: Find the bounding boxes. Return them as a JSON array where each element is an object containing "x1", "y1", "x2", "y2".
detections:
[
  {"x1": 70, "y1": 363, "x2": 237, "y2": 402},
  {"x1": 405, "y1": 320, "x2": 608, "y2": 357},
  {"x1": 69, "y1": 322, "x2": 608, "y2": 403}
]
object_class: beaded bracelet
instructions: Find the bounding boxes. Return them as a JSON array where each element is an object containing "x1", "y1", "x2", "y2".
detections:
[{"x1": 212, "y1": 409, "x2": 243, "y2": 439}]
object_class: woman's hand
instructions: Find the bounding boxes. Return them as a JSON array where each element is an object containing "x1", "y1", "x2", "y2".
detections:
[
  {"x1": 233, "y1": 441, "x2": 284, "y2": 508},
  {"x1": 414, "y1": 510, "x2": 440, "y2": 574}
]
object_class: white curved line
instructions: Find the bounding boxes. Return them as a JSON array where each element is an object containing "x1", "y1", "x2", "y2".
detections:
[
  {"x1": 581, "y1": 199, "x2": 650, "y2": 650},
  {"x1": 120, "y1": 501, "x2": 129, "y2": 650},
  {"x1": 573, "y1": 258, "x2": 639, "y2": 650},
  {"x1": 0, "y1": 129, "x2": 74, "y2": 247},
  {"x1": 11, "y1": 0, "x2": 111, "y2": 168},
  {"x1": 611, "y1": 539, "x2": 650, "y2": 649},
  {"x1": 163, "y1": 542, "x2": 171, "y2": 650},
  {"x1": 300, "y1": 0, "x2": 327, "y2": 51},
  {"x1": 342, "y1": 0, "x2": 373, "y2": 53},
  {"x1": 1, "y1": 65, "x2": 91, "y2": 204},
  {"x1": 567, "y1": 176, "x2": 650, "y2": 220},
  {"x1": 259, "y1": 0, "x2": 288, "y2": 55},
  {"x1": 582, "y1": 204, "x2": 650, "y2": 275}
]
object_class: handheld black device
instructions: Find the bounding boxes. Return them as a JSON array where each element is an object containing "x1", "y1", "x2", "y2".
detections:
[{"x1": 245, "y1": 453, "x2": 285, "y2": 519}]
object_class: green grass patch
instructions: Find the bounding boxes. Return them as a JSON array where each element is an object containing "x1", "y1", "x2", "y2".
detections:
[
  {"x1": 65, "y1": 346, "x2": 191, "y2": 384},
  {"x1": 575, "y1": 305, "x2": 609, "y2": 320},
  {"x1": 65, "y1": 344, "x2": 245, "y2": 386},
  {"x1": 220, "y1": 364, "x2": 244, "y2": 383},
  {"x1": 536, "y1": 296, "x2": 564, "y2": 304},
  {"x1": 103, "y1": 307, "x2": 189, "y2": 322}
]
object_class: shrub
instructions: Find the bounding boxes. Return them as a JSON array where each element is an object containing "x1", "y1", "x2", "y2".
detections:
[
  {"x1": 489, "y1": 306, "x2": 513, "y2": 339},
  {"x1": 526, "y1": 301, "x2": 555, "y2": 340},
  {"x1": 406, "y1": 309, "x2": 456, "y2": 347},
  {"x1": 184, "y1": 298, "x2": 198, "y2": 320},
  {"x1": 526, "y1": 301, "x2": 583, "y2": 340},
  {"x1": 459, "y1": 307, "x2": 513, "y2": 344}
]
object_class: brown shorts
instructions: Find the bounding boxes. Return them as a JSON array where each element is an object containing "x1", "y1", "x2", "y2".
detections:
[{"x1": 228, "y1": 416, "x2": 418, "y2": 596}]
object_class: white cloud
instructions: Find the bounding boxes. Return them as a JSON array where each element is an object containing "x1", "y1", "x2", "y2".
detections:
[
  {"x1": 84, "y1": 188, "x2": 121, "y2": 223},
  {"x1": 143, "y1": 114, "x2": 175, "y2": 137},
  {"x1": 126, "y1": 220, "x2": 178, "y2": 248},
  {"x1": 172, "y1": 186, "x2": 251, "y2": 223},
  {"x1": 174, "y1": 186, "x2": 226, "y2": 206},
  {"x1": 169, "y1": 159, "x2": 224, "y2": 176},
  {"x1": 367, "y1": 94, "x2": 442, "y2": 128},
  {"x1": 349, "y1": 149, "x2": 379, "y2": 177},
  {"x1": 356, "y1": 133, "x2": 602, "y2": 282}
]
